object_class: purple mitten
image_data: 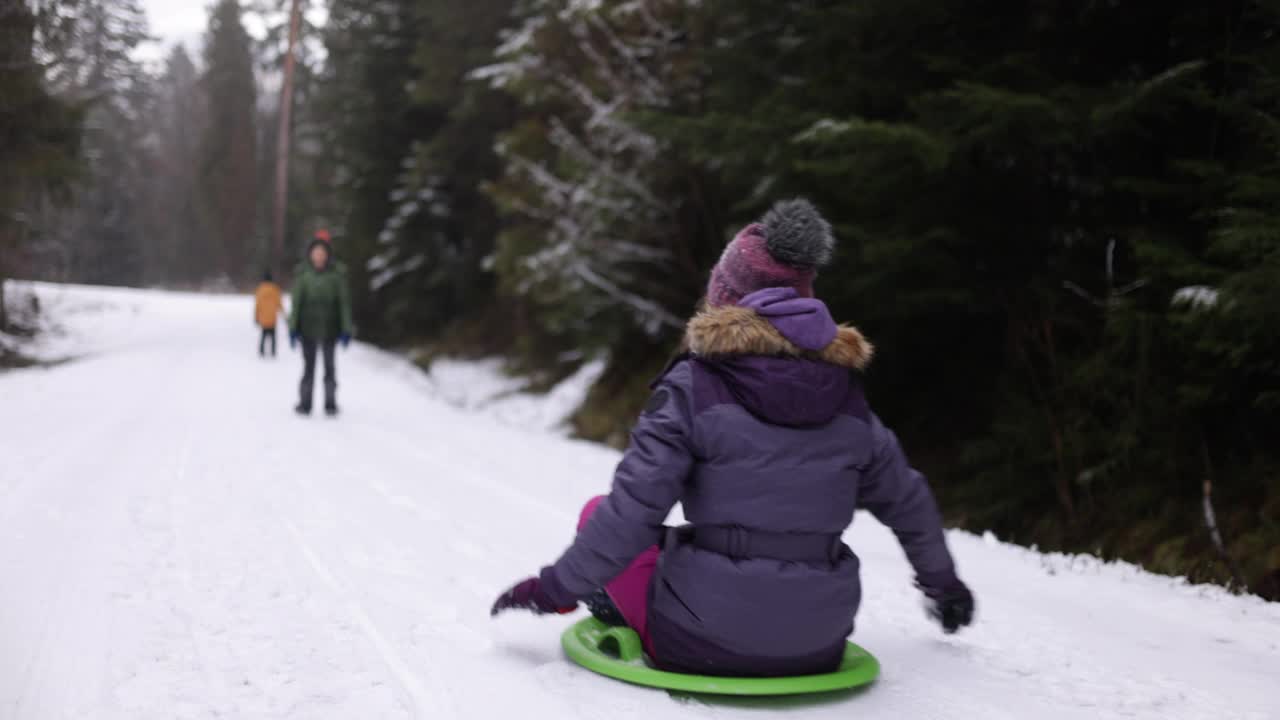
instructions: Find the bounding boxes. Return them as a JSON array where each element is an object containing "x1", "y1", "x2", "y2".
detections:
[
  {"x1": 920, "y1": 578, "x2": 975, "y2": 634},
  {"x1": 490, "y1": 567, "x2": 578, "y2": 617}
]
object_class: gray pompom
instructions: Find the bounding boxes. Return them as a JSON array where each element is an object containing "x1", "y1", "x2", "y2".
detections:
[{"x1": 761, "y1": 198, "x2": 834, "y2": 269}]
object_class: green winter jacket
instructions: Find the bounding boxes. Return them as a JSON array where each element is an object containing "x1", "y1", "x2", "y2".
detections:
[{"x1": 289, "y1": 259, "x2": 354, "y2": 340}]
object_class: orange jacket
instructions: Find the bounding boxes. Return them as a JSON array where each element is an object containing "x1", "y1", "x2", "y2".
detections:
[{"x1": 254, "y1": 282, "x2": 284, "y2": 328}]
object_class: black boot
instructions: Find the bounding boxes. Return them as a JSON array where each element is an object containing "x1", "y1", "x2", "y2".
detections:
[
  {"x1": 584, "y1": 588, "x2": 626, "y2": 627},
  {"x1": 323, "y1": 378, "x2": 338, "y2": 416},
  {"x1": 295, "y1": 403, "x2": 311, "y2": 416},
  {"x1": 323, "y1": 384, "x2": 338, "y2": 417}
]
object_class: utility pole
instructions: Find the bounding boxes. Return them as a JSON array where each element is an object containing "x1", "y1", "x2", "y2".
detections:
[{"x1": 272, "y1": 0, "x2": 304, "y2": 275}]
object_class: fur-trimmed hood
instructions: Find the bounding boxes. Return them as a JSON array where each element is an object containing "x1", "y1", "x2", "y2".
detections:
[
  {"x1": 685, "y1": 305, "x2": 874, "y2": 371},
  {"x1": 675, "y1": 302, "x2": 873, "y2": 428}
]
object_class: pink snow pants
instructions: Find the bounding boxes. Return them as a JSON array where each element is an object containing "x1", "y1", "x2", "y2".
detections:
[{"x1": 578, "y1": 495, "x2": 660, "y2": 650}]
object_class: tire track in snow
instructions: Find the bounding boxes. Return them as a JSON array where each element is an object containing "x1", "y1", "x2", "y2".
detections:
[
  {"x1": 360, "y1": 477, "x2": 510, "y2": 604},
  {"x1": 283, "y1": 520, "x2": 453, "y2": 719},
  {"x1": 344, "y1": 421, "x2": 575, "y2": 525},
  {"x1": 0, "y1": 400, "x2": 122, "y2": 528},
  {"x1": 342, "y1": 422, "x2": 578, "y2": 600},
  {"x1": 166, "y1": 429, "x2": 235, "y2": 712},
  {"x1": 3, "y1": 398, "x2": 156, "y2": 718},
  {"x1": 6, "y1": 564, "x2": 72, "y2": 719}
]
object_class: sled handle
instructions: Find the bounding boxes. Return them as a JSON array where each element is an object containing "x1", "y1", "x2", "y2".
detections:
[{"x1": 596, "y1": 626, "x2": 644, "y2": 662}]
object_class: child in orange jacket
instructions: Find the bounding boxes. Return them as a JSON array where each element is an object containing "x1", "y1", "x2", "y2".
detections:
[{"x1": 254, "y1": 270, "x2": 284, "y2": 357}]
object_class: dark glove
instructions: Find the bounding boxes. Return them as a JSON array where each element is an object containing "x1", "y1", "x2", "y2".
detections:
[
  {"x1": 922, "y1": 580, "x2": 975, "y2": 634},
  {"x1": 338, "y1": 332, "x2": 351, "y2": 349},
  {"x1": 491, "y1": 568, "x2": 577, "y2": 617},
  {"x1": 289, "y1": 331, "x2": 300, "y2": 349}
]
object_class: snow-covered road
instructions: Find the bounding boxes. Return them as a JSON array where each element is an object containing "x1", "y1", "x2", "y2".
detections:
[{"x1": 1, "y1": 284, "x2": 1276, "y2": 720}]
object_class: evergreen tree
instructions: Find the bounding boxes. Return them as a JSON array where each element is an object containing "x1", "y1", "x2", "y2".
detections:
[
  {"x1": 642, "y1": 0, "x2": 1280, "y2": 592},
  {"x1": 357, "y1": 0, "x2": 516, "y2": 341},
  {"x1": 480, "y1": 0, "x2": 724, "y2": 383},
  {"x1": 0, "y1": 0, "x2": 84, "y2": 327},
  {"x1": 316, "y1": 0, "x2": 426, "y2": 335},
  {"x1": 200, "y1": 0, "x2": 259, "y2": 284},
  {"x1": 247, "y1": 0, "x2": 326, "y2": 275},
  {"x1": 10, "y1": 0, "x2": 1272, "y2": 595},
  {"x1": 145, "y1": 46, "x2": 207, "y2": 285},
  {"x1": 34, "y1": 0, "x2": 153, "y2": 285}
]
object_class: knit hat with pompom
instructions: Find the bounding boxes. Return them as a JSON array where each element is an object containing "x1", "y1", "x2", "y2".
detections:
[{"x1": 706, "y1": 199, "x2": 835, "y2": 307}]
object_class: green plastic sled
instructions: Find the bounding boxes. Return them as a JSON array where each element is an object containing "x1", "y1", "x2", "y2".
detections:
[{"x1": 561, "y1": 617, "x2": 880, "y2": 696}]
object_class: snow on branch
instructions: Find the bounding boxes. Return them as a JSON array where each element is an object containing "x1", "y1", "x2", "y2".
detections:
[
  {"x1": 585, "y1": 12, "x2": 665, "y2": 103},
  {"x1": 369, "y1": 253, "x2": 426, "y2": 292},
  {"x1": 546, "y1": 117, "x2": 664, "y2": 209},
  {"x1": 482, "y1": 0, "x2": 701, "y2": 337},
  {"x1": 1172, "y1": 285, "x2": 1220, "y2": 310},
  {"x1": 795, "y1": 118, "x2": 855, "y2": 142},
  {"x1": 572, "y1": 260, "x2": 684, "y2": 331}
]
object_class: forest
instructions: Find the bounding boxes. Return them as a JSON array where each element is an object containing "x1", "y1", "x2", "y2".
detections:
[{"x1": 2, "y1": 0, "x2": 1278, "y2": 599}]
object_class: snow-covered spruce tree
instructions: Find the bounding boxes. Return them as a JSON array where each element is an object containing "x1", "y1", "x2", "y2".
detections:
[
  {"x1": 357, "y1": 0, "x2": 517, "y2": 343},
  {"x1": 315, "y1": 0, "x2": 426, "y2": 337},
  {"x1": 477, "y1": 0, "x2": 721, "y2": 356}
]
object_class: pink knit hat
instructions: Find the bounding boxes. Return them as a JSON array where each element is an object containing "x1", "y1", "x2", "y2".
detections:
[{"x1": 706, "y1": 199, "x2": 835, "y2": 307}]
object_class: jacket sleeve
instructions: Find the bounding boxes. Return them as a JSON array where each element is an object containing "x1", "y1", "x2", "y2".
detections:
[
  {"x1": 859, "y1": 412, "x2": 959, "y2": 591},
  {"x1": 288, "y1": 277, "x2": 303, "y2": 334},
  {"x1": 547, "y1": 365, "x2": 697, "y2": 601},
  {"x1": 337, "y1": 266, "x2": 354, "y2": 336}
]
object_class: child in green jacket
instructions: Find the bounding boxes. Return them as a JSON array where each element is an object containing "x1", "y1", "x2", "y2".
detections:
[{"x1": 289, "y1": 230, "x2": 353, "y2": 416}]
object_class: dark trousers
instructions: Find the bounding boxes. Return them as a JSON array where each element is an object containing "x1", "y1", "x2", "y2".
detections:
[
  {"x1": 299, "y1": 337, "x2": 337, "y2": 409},
  {"x1": 259, "y1": 326, "x2": 277, "y2": 356}
]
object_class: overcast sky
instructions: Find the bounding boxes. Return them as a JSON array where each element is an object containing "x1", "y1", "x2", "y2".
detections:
[
  {"x1": 135, "y1": 1, "x2": 212, "y2": 63},
  {"x1": 134, "y1": 1, "x2": 323, "y2": 65}
]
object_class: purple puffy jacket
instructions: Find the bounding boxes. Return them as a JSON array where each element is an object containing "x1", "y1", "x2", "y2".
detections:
[{"x1": 546, "y1": 290, "x2": 960, "y2": 676}]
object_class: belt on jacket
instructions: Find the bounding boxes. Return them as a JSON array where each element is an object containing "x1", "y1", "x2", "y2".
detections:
[{"x1": 671, "y1": 525, "x2": 844, "y2": 564}]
